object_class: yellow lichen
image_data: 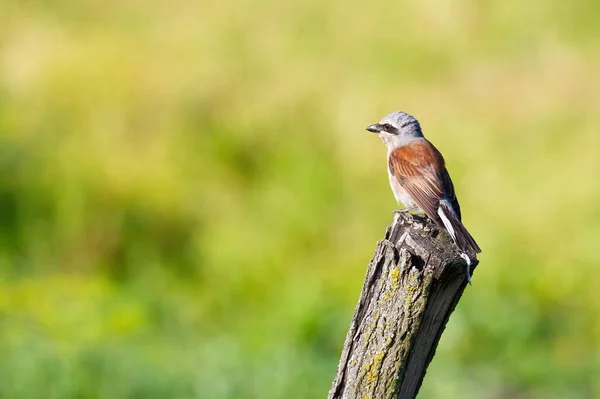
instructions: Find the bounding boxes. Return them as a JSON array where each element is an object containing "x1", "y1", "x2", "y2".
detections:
[
  {"x1": 389, "y1": 266, "x2": 400, "y2": 289},
  {"x1": 362, "y1": 351, "x2": 387, "y2": 389},
  {"x1": 373, "y1": 351, "x2": 384, "y2": 367},
  {"x1": 382, "y1": 291, "x2": 392, "y2": 303},
  {"x1": 366, "y1": 370, "x2": 377, "y2": 383}
]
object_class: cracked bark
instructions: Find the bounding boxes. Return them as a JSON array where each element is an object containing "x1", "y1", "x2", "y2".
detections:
[{"x1": 327, "y1": 212, "x2": 479, "y2": 399}]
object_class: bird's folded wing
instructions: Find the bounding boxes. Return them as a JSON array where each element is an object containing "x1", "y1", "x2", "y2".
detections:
[{"x1": 388, "y1": 139, "x2": 460, "y2": 220}]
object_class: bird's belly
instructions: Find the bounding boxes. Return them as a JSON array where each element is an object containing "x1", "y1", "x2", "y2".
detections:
[{"x1": 388, "y1": 173, "x2": 421, "y2": 211}]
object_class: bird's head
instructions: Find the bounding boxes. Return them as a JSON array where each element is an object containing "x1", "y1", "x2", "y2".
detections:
[{"x1": 366, "y1": 111, "x2": 424, "y2": 148}]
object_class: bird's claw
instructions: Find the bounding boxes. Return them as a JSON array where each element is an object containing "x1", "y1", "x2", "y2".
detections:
[{"x1": 392, "y1": 208, "x2": 410, "y2": 215}]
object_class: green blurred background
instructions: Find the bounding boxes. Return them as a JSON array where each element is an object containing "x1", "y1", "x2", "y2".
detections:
[{"x1": 1, "y1": 0, "x2": 599, "y2": 398}]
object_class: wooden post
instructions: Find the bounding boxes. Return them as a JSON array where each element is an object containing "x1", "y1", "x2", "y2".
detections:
[{"x1": 328, "y1": 212, "x2": 478, "y2": 399}]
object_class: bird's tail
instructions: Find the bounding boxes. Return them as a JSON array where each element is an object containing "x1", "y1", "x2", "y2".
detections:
[
  {"x1": 437, "y1": 200, "x2": 481, "y2": 285},
  {"x1": 437, "y1": 200, "x2": 481, "y2": 255}
]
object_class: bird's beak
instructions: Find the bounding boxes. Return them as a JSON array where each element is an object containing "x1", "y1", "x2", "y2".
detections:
[{"x1": 366, "y1": 124, "x2": 381, "y2": 133}]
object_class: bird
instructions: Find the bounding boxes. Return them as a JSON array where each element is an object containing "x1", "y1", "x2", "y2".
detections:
[{"x1": 366, "y1": 111, "x2": 481, "y2": 284}]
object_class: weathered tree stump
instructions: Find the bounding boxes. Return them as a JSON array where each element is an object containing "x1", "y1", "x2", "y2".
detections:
[{"x1": 328, "y1": 212, "x2": 478, "y2": 399}]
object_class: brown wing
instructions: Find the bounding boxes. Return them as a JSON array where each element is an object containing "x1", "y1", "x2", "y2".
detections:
[{"x1": 388, "y1": 139, "x2": 461, "y2": 221}]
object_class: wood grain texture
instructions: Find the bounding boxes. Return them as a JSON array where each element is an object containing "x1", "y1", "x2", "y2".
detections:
[{"x1": 328, "y1": 212, "x2": 478, "y2": 399}]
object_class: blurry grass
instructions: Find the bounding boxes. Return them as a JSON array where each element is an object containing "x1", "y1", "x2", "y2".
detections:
[{"x1": 1, "y1": 0, "x2": 600, "y2": 398}]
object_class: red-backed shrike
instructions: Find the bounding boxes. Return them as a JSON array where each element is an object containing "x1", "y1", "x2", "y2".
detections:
[{"x1": 367, "y1": 111, "x2": 481, "y2": 283}]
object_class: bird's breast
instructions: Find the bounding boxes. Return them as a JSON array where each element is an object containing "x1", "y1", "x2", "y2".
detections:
[{"x1": 387, "y1": 170, "x2": 420, "y2": 211}]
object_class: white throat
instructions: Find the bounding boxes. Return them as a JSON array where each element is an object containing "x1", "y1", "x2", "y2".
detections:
[{"x1": 380, "y1": 132, "x2": 423, "y2": 150}]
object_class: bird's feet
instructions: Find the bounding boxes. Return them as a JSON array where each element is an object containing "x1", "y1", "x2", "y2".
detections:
[{"x1": 392, "y1": 208, "x2": 410, "y2": 215}]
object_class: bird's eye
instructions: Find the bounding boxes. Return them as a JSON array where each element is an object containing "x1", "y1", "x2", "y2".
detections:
[{"x1": 382, "y1": 123, "x2": 393, "y2": 131}]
